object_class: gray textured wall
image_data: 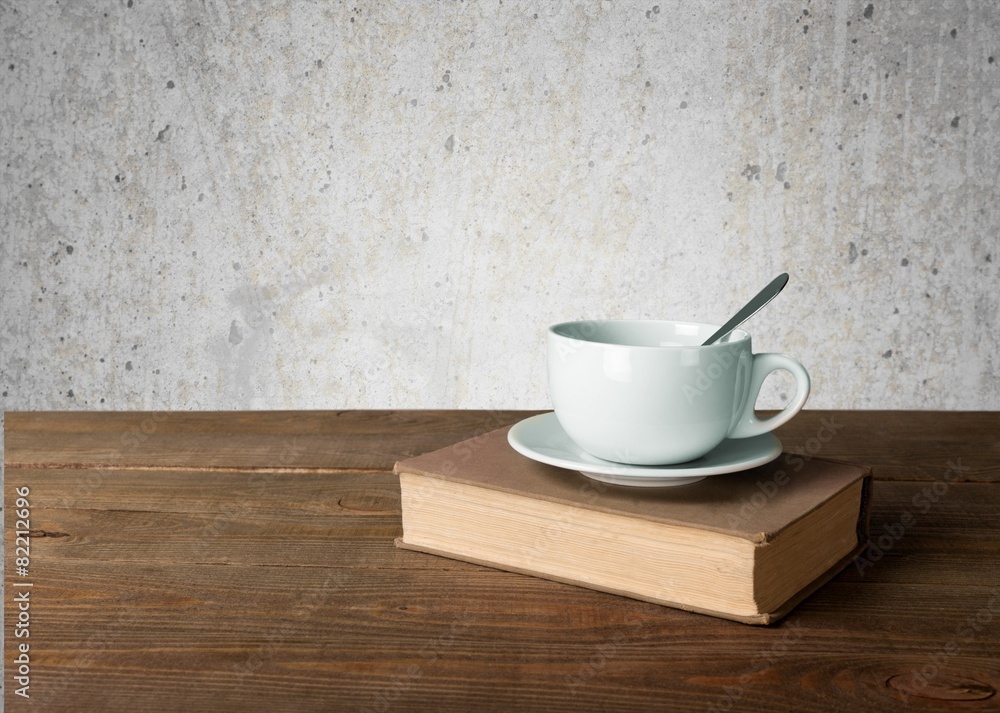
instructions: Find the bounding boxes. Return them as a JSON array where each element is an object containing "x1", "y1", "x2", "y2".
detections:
[{"x1": 2, "y1": 0, "x2": 999, "y2": 419}]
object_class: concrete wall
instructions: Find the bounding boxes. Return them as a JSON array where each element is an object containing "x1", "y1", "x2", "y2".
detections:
[{"x1": 3, "y1": 0, "x2": 999, "y2": 417}]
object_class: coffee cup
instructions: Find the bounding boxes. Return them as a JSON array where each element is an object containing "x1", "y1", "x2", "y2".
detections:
[{"x1": 547, "y1": 319, "x2": 810, "y2": 465}]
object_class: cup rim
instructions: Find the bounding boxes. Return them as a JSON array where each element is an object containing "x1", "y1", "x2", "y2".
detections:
[{"x1": 548, "y1": 319, "x2": 750, "y2": 349}]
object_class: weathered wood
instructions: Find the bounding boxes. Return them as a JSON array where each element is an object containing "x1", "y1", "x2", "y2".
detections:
[
  {"x1": 8, "y1": 468, "x2": 403, "y2": 517},
  {"x1": 3, "y1": 410, "x2": 537, "y2": 472},
  {"x1": 6, "y1": 470, "x2": 1000, "y2": 587},
  {"x1": 773, "y1": 410, "x2": 1000, "y2": 482},
  {"x1": 5, "y1": 561, "x2": 999, "y2": 712},
  {"x1": 4, "y1": 411, "x2": 1000, "y2": 712},
  {"x1": 6, "y1": 410, "x2": 1000, "y2": 481}
]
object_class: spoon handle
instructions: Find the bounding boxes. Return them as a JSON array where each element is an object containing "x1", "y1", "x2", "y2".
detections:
[{"x1": 702, "y1": 273, "x2": 789, "y2": 346}]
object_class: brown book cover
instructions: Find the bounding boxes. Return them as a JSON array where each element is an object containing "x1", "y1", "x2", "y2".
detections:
[{"x1": 394, "y1": 423, "x2": 872, "y2": 624}]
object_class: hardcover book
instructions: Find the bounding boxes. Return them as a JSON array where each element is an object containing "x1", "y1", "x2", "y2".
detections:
[{"x1": 394, "y1": 423, "x2": 872, "y2": 624}]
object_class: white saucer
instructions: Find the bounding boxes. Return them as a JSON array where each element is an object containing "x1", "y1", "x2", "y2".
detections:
[{"x1": 507, "y1": 413, "x2": 782, "y2": 487}]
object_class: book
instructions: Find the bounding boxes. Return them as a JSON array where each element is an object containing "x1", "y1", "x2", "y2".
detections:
[{"x1": 394, "y1": 423, "x2": 872, "y2": 625}]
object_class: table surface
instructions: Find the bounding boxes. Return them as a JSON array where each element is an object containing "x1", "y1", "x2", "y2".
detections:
[{"x1": 4, "y1": 410, "x2": 999, "y2": 712}]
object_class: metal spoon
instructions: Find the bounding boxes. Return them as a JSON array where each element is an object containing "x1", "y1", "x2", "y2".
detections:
[{"x1": 702, "y1": 273, "x2": 789, "y2": 346}]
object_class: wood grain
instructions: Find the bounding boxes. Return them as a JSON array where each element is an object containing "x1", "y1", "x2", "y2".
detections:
[
  {"x1": 4, "y1": 411, "x2": 1000, "y2": 711},
  {"x1": 3, "y1": 410, "x2": 536, "y2": 472},
  {"x1": 6, "y1": 559, "x2": 1000, "y2": 712},
  {"x1": 6, "y1": 410, "x2": 999, "y2": 481},
  {"x1": 773, "y1": 410, "x2": 1000, "y2": 482},
  {"x1": 7, "y1": 469, "x2": 1000, "y2": 586}
]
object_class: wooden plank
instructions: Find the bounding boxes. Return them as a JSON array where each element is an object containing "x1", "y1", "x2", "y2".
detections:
[
  {"x1": 8, "y1": 549, "x2": 1000, "y2": 647},
  {"x1": 773, "y1": 411, "x2": 1000, "y2": 482},
  {"x1": 8, "y1": 468, "x2": 403, "y2": 517},
  {"x1": 6, "y1": 410, "x2": 1000, "y2": 481},
  {"x1": 7, "y1": 468, "x2": 1000, "y2": 585},
  {"x1": 5, "y1": 658, "x2": 996, "y2": 713},
  {"x1": 3, "y1": 410, "x2": 538, "y2": 472},
  {"x1": 6, "y1": 560, "x2": 999, "y2": 712}
]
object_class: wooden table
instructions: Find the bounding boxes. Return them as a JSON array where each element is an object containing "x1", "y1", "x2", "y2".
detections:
[{"x1": 4, "y1": 410, "x2": 999, "y2": 711}]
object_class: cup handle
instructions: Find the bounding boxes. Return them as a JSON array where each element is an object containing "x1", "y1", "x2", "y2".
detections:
[{"x1": 728, "y1": 353, "x2": 810, "y2": 439}]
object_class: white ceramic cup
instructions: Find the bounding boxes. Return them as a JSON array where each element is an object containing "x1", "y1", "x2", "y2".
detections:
[{"x1": 547, "y1": 319, "x2": 810, "y2": 465}]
